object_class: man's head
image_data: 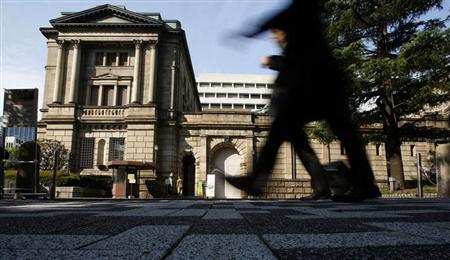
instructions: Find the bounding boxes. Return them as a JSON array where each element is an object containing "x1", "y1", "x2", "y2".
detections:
[{"x1": 271, "y1": 29, "x2": 287, "y2": 48}]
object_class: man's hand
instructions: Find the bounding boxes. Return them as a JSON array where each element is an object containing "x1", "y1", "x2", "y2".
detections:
[{"x1": 260, "y1": 56, "x2": 271, "y2": 67}]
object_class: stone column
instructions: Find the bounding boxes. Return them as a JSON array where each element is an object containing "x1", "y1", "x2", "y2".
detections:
[
  {"x1": 52, "y1": 40, "x2": 65, "y2": 103},
  {"x1": 131, "y1": 41, "x2": 143, "y2": 103},
  {"x1": 113, "y1": 84, "x2": 118, "y2": 106},
  {"x1": 98, "y1": 85, "x2": 104, "y2": 106},
  {"x1": 147, "y1": 42, "x2": 158, "y2": 103},
  {"x1": 246, "y1": 136, "x2": 254, "y2": 174},
  {"x1": 437, "y1": 144, "x2": 450, "y2": 197},
  {"x1": 170, "y1": 59, "x2": 176, "y2": 110},
  {"x1": 68, "y1": 40, "x2": 81, "y2": 103}
]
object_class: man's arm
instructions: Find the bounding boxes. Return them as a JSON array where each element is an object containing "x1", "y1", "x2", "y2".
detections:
[{"x1": 261, "y1": 55, "x2": 286, "y2": 71}]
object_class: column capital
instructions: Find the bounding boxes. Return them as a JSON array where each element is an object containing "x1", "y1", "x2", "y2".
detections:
[
  {"x1": 148, "y1": 40, "x2": 158, "y2": 48},
  {"x1": 56, "y1": 40, "x2": 66, "y2": 48},
  {"x1": 72, "y1": 39, "x2": 81, "y2": 48},
  {"x1": 134, "y1": 40, "x2": 144, "y2": 49}
]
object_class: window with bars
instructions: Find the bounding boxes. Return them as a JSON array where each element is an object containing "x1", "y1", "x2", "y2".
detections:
[
  {"x1": 109, "y1": 138, "x2": 125, "y2": 161},
  {"x1": 79, "y1": 137, "x2": 95, "y2": 168}
]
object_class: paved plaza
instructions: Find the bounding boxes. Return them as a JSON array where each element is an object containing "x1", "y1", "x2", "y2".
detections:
[{"x1": 1, "y1": 198, "x2": 450, "y2": 259}]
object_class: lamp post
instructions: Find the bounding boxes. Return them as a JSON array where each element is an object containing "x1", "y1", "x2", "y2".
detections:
[{"x1": 153, "y1": 145, "x2": 158, "y2": 176}]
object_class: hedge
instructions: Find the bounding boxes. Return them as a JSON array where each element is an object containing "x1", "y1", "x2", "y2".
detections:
[{"x1": 4, "y1": 170, "x2": 112, "y2": 191}]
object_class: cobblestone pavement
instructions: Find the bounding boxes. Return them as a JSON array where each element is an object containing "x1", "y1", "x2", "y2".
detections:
[{"x1": 1, "y1": 198, "x2": 450, "y2": 259}]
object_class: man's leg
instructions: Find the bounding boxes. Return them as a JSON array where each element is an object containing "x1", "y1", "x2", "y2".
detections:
[
  {"x1": 290, "y1": 127, "x2": 330, "y2": 197},
  {"x1": 327, "y1": 113, "x2": 380, "y2": 199},
  {"x1": 226, "y1": 114, "x2": 287, "y2": 195}
]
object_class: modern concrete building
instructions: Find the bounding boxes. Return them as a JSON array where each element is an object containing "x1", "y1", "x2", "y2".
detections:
[
  {"x1": 197, "y1": 74, "x2": 275, "y2": 111},
  {"x1": 37, "y1": 5, "x2": 449, "y2": 199},
  {"x1": 5, "y1": 136, "x2": 24, "y2": 148}
]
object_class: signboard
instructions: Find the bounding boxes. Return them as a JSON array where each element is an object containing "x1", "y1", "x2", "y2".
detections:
[
  {"x1": 127, "y1": 174, "x2": 135, "y2": 180},
  {"x1": 206, "y1": 174, "x2": 215, "y2": 198},
  {"x1": 2, "y1": 89, "x2": 38, "y2": 128},
  {"x1": 129, "y1": 179, "x2": 136, "y2": 184}
]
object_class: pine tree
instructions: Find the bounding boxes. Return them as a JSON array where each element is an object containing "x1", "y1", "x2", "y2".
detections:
[{"x1": 324, "y1": 0, "x2": 450, "y2": 189}]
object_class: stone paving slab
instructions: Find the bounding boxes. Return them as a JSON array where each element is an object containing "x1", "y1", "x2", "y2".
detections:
[
  {"x1": 0, "y1": 249, "x2": 143, "y2": 260},
  {"x1": 0, "y1": 234, "x2": 106, "y2": 249},
  {"x1": 262, "y1": 231, "x2": 438, "y2": 249},
  {"x1": 1, "y1": 198, "x2": 450, "y2": 259},
  {"x1": 167, "y1": 234, "x2": 276, "y2": 260},
  {"x1": 202, "y1": 209, "x2": 243, "y2": 219}
]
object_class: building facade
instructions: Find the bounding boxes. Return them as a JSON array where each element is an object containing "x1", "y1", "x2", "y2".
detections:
[
  {"x1": 197, "y1": 74, "x2": 275, "y2": 111},
  {"x1": 38, "y1": 5, "x2": 449, "y2": 199}
]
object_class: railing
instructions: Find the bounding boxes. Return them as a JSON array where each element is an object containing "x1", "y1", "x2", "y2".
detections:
[{"x1": 80, "y1": 107, "x2": 127, "y2": 118}]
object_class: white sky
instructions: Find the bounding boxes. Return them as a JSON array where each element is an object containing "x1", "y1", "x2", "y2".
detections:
[{"x1": 0, "y1": 0, "x2": 448, "y2": 116}]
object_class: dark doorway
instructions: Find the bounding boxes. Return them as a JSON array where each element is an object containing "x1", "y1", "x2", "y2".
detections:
[{"x1": 182, "y1": 155, "x2": 195, "y2": 196}]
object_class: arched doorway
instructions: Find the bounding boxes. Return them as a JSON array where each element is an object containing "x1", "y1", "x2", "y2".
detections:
[
  {"x1": 211, "y1": 148, "x2": 241, "y2": 199},
  {"x1": 182, "y1": 155, "x2": 195, "y2": 196}
]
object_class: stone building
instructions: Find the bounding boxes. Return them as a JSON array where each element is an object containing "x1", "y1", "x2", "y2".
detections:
[{"x1": 38, "y1": 5, "x2": 449, "y2": 199}]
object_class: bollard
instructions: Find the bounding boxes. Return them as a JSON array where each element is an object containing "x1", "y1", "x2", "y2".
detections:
[
  {"x1": 388, "y1": 177, "x2": 396, "y2": 192},
  {"x1": 416, "y1": 153, "x2": 423, "y2": 198},
  {"x1": 437, "y1": 144, "x2": 450, "y2": 197}
]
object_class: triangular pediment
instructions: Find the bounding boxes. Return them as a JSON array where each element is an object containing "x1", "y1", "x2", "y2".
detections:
[
  {"x1": 92, "y1": 73, "x2": 120, "y2": 80},
  {"x1": 50, "y1": 4, "x2": 163, "y2": 26},
  {"x1": 93, "y1": 16, "x2": 133, "y2": 24}
]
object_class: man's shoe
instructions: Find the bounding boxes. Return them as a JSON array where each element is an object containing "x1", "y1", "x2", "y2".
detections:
[
  {"x1": 331, "y1": 190, "x2": 364, "y2": 202},
  {"x1": 300, "y1": 193, "x2": 331, "y2": 201},
  {"x1": 332, "y1": 185, "x2": 381, "y2": 202},
  {"x1": 226, "y1": 175, "x2": 264, "y2": 196}
]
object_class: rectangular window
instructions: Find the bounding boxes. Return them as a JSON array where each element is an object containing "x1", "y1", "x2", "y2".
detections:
[
  {"x1": 268, "y1": 84, "x2": 275, "y2": 89},
  {"x1": 410, "y1": 145, "x2": 416, "y2": 157},
  {"x1": 245, "y1": 83, "x2": 255, "y2": 88},
  {"x1": 256, "y1": 84, "x2": 266, "y2": 88},
  {"x1": 199, "y1": 82, "x2": 209, "y2": 87},
  {"x1": 234, "y1": 83, "x2": 244, "y2": 88},
  {"x1": 89, "y1": 85, "x2": 99, "y2": 106},
  {"x1": 376, "y1": 144, "x2": 381, "y2": 156},
  {"x1": 222, "y1": 104, "x2": 232, "y2": 109},
  {"x1": 228, "y1": 93, "x2": 238, "y2": 98},
  {"x1": 239, "y1": 93, "x2": 249, "y2": 99},
  {"x1": 118, "y1": 52, "x2": 128, "y2": 66},
  {"x1": 106, "y1": 52, "x2": 116, "y2": 66},
  {"x1": 201, "y1": 103, "x2": 209, "y2": 109},
  {"x1": 109, "y1": 138, "x2": 125, "y2": 161},
  {"x1": 245, "y1": 104, "x2": 256, "y2": 109},
  {"x1": 117, "y1": 86, "x2": 127, "y2": 106},
  {"x1": 205, "y1": 93, "x2": 215, "y2": 98},
  {"x1": 251, "y1": 94, "x2": 261, "y2": 99},
  {"x1": 79, "y1": 137, "x2": 94, "y2": 168},
  {"x1": 217, "y1": 93, "x2": 226, "y2": 98},
  {"x1": 95, "y1": 53, "x2": 104, "y2": 65},
  {"x1": 222, "y1": 83, "x2": 233, "y2": 88},
  {"x1": 340, "y1": 143, "x2": 346, "y2": 155},
  {"x1": 211, "y1": 103, "x2": 220, "y2": 109},
  {"x1": 234, "y1": 104, "x2": 243, "y2": 109},
  {"x1": 257, "y1": 104, "x2": 265, "y2": 109},
  {"x1": 262, "y1": 94, "x2": 271, "y2": 99},
  {"x1": 211, "y1": 82, "x2": 221, "y2": 88},
  {"x1": 102, "y1": 85, "x2": 114, "y2": 106}
]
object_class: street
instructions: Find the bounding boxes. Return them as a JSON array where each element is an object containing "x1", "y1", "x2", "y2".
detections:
[{"x1": 1, "y1": 198, "x2": 450, "y2": 259}]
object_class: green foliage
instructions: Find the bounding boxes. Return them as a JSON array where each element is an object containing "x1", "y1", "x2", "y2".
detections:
[
  {"x1": 5, "y1": 147, "x2": 19, "y2": 169},
  {"x1": 38, "y1": 139, "x2": 69, "y2": 171},
  {"x1": 4, "y1": 170, "x2": 112, "y2": 190},
  {"x1": 325, "y1": 0, "x2": 449, "y2": 128},
  {"x1": 306, "y1": 121, "x2": 336, "y2": 145}
]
